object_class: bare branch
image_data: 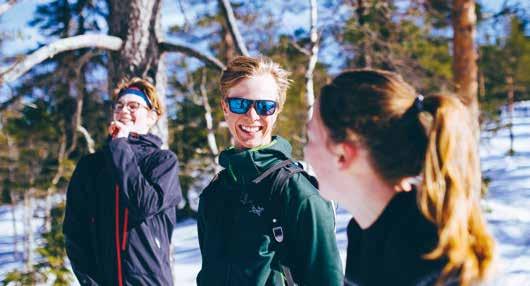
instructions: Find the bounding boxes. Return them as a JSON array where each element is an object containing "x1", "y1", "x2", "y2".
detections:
[
  {"x1": 0, "y1": 0, "x2": 19, "y2": 16},
  {"x1": 176, "y1": 0, "x2": 192, "y2": 32},
  {"x1": 160, "y1": 41, "x2": 226, "y2": 70},
  {"x1": 73, "y1": 50, "x2": 99, "y2": 77},
  {"x1": 77, "y1": 125, "x2": 95, "y2": 154},
  {"x1": 218, "y1": 0, "x2": 249, "y2": 56},
  {"x1": 65, "y1": 50, "x2": 100, "y2": 156},
  {"x1": 0, "y1": 34, "x2": 123, "y2": 84},
  {"x1": 289, "y1": 40, "x2": 311, "y2": 56}
]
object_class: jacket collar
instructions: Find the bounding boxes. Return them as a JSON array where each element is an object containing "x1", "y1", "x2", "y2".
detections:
[
  {"x1": 107, "y1": 132, "x2": 162, "y2": 149},
  {"x1": 218, "y1": 136, "x2": 292, "y2": 184},
  {"x1": 127, "y1": 132, "x2": 163, "y2": 149}
]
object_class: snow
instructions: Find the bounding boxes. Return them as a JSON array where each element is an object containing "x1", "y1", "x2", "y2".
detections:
[
  {"x1": 479, "y1": 102, "x2": 530, "y2": 285},
  {"x1": 1, "y1": 102, "x2": 530, "y2": 285}
]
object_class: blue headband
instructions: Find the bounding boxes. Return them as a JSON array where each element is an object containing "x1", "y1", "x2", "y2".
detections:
[{"x1": 117, "y1": 88, "x2": 152, "y2": 109}]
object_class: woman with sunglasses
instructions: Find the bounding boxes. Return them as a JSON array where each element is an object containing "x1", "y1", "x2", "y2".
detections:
[
  {"x1": 63, "y1": 78, "x2": 182, "y2": 285},
  {"x1": 305, "y1": 69, "x2": 495, "y2": 286},
  {"x1": 197, "y1": 56, "x2": 343, "y2": 286}
]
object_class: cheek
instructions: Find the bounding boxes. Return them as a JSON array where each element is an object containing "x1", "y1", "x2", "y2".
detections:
[
  {"x1": 133, "y1": 113, "x2": 149, "y2": 125},
  {"x1": 264, "y1": 115, "x2": 278, "y2": 129}
]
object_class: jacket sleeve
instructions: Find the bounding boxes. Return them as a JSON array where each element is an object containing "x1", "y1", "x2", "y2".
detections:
[
  {"x1": 197, "y1": 195, "x2": 206, "y2": 255},
  {"x1": 284, "y1": 177, "x2": 344, "y2": 286},
  {"x1": 105, "y1": 138, "x2": 182, "y2": 222},
  {"x1": 63, "y1": 156, "x2": 99, "y2": 285},
  {"x1": 196, "y1": 192, "x2": 207, "y2": 285}
]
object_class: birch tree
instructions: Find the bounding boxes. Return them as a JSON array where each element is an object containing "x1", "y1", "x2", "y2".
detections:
[{"x1": 0, "y1": 0, "x2": 226, "y2": 147}]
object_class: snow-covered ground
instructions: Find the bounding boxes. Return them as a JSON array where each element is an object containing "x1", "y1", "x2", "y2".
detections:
[
  {"x1": 479, "y1": 102, "x2": 530, "y2": 285},
  {"x1": 1, "y1": 102, "x2": 530, "y2": 285}
]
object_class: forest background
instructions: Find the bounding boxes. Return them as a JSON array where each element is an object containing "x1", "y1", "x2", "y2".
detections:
[{"x1": 0, "y1": 0, "x2": 529, "y2": 284}]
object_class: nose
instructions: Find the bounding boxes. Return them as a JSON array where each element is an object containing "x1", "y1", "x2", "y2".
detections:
[{"x1": 246, "y1": 104, "x2": 260, "y2": 120}]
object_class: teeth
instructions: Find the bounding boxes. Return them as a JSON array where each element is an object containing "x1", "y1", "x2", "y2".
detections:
[{"x1": 240, "y1": 125, "x2": 261, "y2": 132}]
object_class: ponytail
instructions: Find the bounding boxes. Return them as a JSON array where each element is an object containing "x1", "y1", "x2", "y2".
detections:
[
  {"x1": 320, "y1": 70, "x2": 495, "y2": 285},
  {"x1": 420, "y1": 95, "x2": 495, "y2": 286}
]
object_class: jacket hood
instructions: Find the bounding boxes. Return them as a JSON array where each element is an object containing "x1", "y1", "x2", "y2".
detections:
[
  {"x1": 107, "y1": 132, "x2": 163, "y2": 149},
  {"x1": 218, "y1": 136, "x2": 292, "y2": 184}
]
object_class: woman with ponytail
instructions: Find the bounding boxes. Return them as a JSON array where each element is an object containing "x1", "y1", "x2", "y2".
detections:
[{"x1": 304, "y1": 69, "x2": 495, "y2": 285}]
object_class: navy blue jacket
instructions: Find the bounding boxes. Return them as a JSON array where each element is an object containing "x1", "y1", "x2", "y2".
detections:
[{"x1": 63, "y1": 133, "x2": 182, "y2": 286}]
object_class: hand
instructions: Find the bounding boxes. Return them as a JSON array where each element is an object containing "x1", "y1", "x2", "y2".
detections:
[{"x1": 108, "y1": 121, "x2": 131, "y2": 139}]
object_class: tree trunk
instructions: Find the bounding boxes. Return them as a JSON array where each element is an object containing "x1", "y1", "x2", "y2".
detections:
[
  {"x1": 218, "y1": 0, "x2": 249, "y2": 56},
  {"x1": 24, "y1": 190, "x2": 34, "y2": 273},
  {"x1": 305, "y1": 0, "x2": 319, "y2": 122},
  {"x1": 222, "y1": 23, "x2": 237, "y2": 62},
  {"x1": 154, "y1": 53, "x2": 169, "y2": 149},
  {"x1": 6, "y1": 135, "x2": 19, "y2": 259},
  {"x1": 200, "y1": 69, "x2": 220, "y2": 160},
  {"x1": 356, "y1": 0, "x2": 372, "y2": 68},
  {"x1": 507, "y1": 75, "x2": 515, "y2": 155},
  {"x1": 452, "y1": 0, "x2": 479, "y2": 119},
  {"x1": 10, "y1": 193, "x2": 18, "y2": 260},
  {"x1": 107, "y1": 0, "x2": 169, "y2": 146},
  {"x1": 44, "y1": 130, "x2": 67, "y2": 231},
  {"x1": 67, "y1": 55, "x2": 92, "y2": 156}
]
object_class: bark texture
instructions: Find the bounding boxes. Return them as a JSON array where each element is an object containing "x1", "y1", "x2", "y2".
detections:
[{"x1": 452, "y1": 0, "x2": 479, "y2": 119}]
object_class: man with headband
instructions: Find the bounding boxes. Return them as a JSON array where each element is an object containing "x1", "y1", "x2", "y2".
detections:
[{"x1": 63, "y1": 78, "x2": 182, "y2": 285}]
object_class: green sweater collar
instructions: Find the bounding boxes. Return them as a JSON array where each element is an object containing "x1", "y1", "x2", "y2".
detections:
[{"x1": 219, "y1": 136, "x2": 292, "y2": 184}]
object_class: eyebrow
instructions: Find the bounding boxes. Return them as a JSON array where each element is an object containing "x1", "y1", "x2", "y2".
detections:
[{"x1": 116, "y1": 100, "x2": 143, "y2": 104}]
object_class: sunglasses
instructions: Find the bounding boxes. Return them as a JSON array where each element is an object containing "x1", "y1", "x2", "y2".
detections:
[{"x1": 225, "y1": 97, "x2": 278, "y2": 116}]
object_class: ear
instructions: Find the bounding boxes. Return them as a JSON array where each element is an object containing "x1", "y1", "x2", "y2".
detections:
[
  {"x1": 335, "y1": 141, "x2": 358, "y2": 170},
  {"x1": 147, "y1": 110, "x2": 159, "y2": 127},
  {"x1": 221, "y1": 98, "x2": 229, "y2": 114}
]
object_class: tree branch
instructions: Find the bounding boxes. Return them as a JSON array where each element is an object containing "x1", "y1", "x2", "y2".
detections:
[
  {"x1": 160, "y1": 41, "x2": 226, "y2": 70},
  {"x1": 0, "y1": 0, "x2": 19, "y2": 16},
  {"x1": 176, "y1": 0, "x2": 192, "y2": 32},
  {"x1": 77, "y1": 125, "x2": 95, "y2": 154},
  {"x1": 0, "y1": 34, "x2": 123, "y2": 84},
  {"x1": 218, "y1": 0, "x2": 249, "y2": 56},
  {"x1": 289, "y1": 39, "x2": 310, "y2": 56}
]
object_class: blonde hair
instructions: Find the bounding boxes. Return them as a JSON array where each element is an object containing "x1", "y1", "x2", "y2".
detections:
[
  {"x1": 320, "y1": 69, "x2": 495, "y2": 286},
  {"x1": 219, "y1": 56, "x2": 291, "y2": 108},
  {"x1": 113, "y1": 77, "x2": 164, "y2": 116}
]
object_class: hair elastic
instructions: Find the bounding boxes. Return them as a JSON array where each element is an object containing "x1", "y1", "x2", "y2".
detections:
[{"x1": 414, "y1": 94, "x2": 424, "y2": 113}]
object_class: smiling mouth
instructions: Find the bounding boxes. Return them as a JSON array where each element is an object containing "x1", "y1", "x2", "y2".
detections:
[
  {"x1": 239, "y1": 124, "x2": 263, "y2": 133},
  {"x1": 118, "y1": 118, "x2": 133, "y2": 124}
]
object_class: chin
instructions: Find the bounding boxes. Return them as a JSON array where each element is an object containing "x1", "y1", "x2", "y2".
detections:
[
  {"x1": 237, "y1": 141, "x2": 261, "y2": 149},
  {"x1": 234, "y1": 132, "x2": 269, "y2": 149}
]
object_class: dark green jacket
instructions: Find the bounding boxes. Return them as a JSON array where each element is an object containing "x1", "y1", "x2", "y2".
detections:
[{"x1": 197, "y1": 136, "x2": 343, "y2": 286}]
